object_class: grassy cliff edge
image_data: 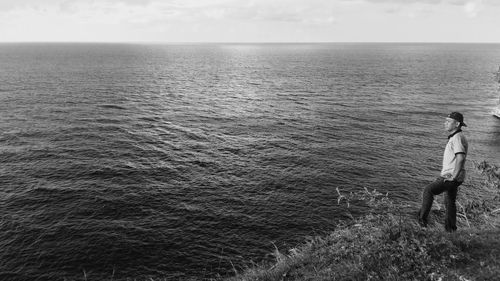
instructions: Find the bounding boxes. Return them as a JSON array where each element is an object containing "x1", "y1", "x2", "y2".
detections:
[{"x1": 227, "y1": 161, "x2": 500, "y2": 281}]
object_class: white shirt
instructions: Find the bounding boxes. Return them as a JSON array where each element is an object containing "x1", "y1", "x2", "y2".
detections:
[{"x1": 441, "y1": 130, "x2": 468, "y2": 182}]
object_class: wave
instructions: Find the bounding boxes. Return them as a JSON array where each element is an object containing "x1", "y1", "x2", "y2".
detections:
[{"x1": 98, "y1": 104, "x2": 128, "y2": 110}]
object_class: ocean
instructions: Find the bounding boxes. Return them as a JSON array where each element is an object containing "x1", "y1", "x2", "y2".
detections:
[{"x1": 1, "y1": 43, "x2": 499, "y2": 280}]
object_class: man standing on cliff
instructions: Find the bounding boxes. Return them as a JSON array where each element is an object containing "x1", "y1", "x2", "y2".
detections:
[{"x1": 418, "y1": 112, "x2": 468, "y2": 232}]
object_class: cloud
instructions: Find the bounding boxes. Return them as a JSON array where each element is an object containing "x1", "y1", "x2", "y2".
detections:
[
  {"x1": 226, "y1": 0, "x2": 337, "y2": 25},
  {"x1": 0, "y1": 0, "x2": 338, "y2": 25},
  {"x1": 0, "y1": 0, "x2": 63, "y2": 11},
  {"x1": 463, "y1": 0, "x2": 483, "y2": 17},
  {"x1": 355, "y1": 0, "x2": 443, "y2": 4},
  {"x1": 0, "y1": 0, "x2": 499, "y2": 42},
  {"x1": 353, "y1": 0, "x2": 490, "y2": 18},
  {"x1": 356, "y1": 0, "x2": 496, "y2": 5}
]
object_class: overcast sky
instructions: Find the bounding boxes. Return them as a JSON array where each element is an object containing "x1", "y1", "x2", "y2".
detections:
[{"x1": 0, "y1": 0, "x2": 497, "y2": 43}]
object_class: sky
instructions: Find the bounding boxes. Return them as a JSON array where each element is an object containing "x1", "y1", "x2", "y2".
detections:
[{"x1": 0, "y1": 0, "x2": 498, "y2": 43}]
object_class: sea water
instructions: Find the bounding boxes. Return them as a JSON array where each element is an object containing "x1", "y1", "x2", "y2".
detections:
[{"x1": 1, "y1": 43, "x2": 499, "y2": 280}]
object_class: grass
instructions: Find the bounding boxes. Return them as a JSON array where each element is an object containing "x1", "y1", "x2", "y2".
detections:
[{"x1": 226, "y1": 161, "x2": 500, "y2": 281}]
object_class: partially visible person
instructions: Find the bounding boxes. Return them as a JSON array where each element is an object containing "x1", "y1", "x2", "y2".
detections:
[{"x1": 418, "y1": 112, "x2": 468, "y2": 232}]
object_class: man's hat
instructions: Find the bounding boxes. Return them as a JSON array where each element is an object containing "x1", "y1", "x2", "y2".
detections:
[{"x1": 447, "y1": 112, "x2": 467, "y2": 127}]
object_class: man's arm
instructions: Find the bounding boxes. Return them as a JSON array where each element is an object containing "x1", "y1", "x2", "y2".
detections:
[{"x1": 450, "y1": 153, "x2": 466, "y2": 181}]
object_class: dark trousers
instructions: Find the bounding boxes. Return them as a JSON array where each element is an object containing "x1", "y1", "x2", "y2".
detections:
[{"x1": 419, "y1": 177, "x2": 461, "y2": 232}]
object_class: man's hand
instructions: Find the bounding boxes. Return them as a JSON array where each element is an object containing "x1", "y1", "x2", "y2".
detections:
[{"x1": 443, "y1": 173, "x2": 454, "y2": 182}]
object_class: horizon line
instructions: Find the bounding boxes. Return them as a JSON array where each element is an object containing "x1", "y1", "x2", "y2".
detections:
[{"x1": 1, "y1": 41, "x2": 500, "y2": 44}]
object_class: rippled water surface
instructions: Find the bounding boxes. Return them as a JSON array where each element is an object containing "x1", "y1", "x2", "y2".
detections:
[{"x1": 1, "y1": 43, "x2": 500, "y2": 280}]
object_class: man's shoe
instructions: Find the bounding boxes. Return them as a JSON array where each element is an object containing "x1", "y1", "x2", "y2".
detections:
[{"x1": 445, "y1": 226, "x2": 457, "y2": 233}]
